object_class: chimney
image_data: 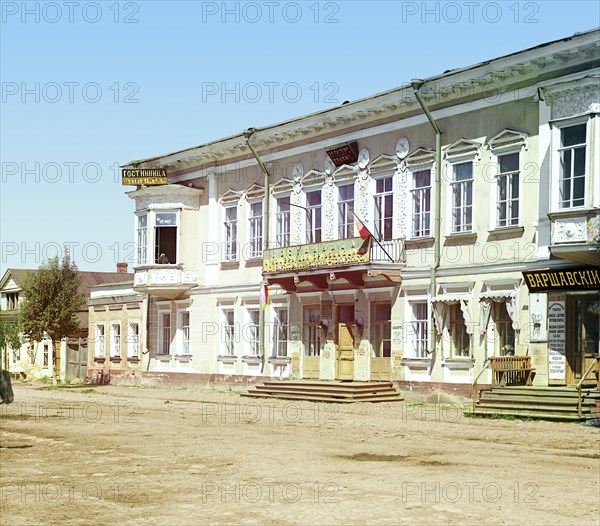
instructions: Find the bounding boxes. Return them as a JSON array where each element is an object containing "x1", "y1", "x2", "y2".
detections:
[{"x1": 116, "y1": 262, "x2": 128, "y2": 274}]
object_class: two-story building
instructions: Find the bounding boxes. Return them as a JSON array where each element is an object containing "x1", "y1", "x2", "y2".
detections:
[{"x1": 106, "y1": 29, "x2": 599, "y2": 392}]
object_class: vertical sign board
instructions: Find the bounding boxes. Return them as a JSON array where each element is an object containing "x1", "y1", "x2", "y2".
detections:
[{"x1": 548, "y1": 301, "x2": 566, "y2": 382}]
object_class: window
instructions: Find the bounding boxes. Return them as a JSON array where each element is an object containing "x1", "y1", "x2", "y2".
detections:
[
  {"x1": 224, "y1": 206, "x2": 238, "y2": 262},
  {"x1": 181, "y1": 311, "x2": 190, "y2": 355},
  {"x1": 247, "y1": 310, "x2": 259, "y2": 356},
  {"x1": 411, "y1": 302, "x2": 429, "y2": 358},
  {"x1": 137, "y1": 214, "x2": 147, "y2": 265},
  {"x1": 248, "y1": 202, "x2": 263, "y2": 259},
  {"x1": 338, "y1": 184, "x2": 354, "y2": 239},
  {"x1": 494, "y1": 302, "x2": 515, "y2": 357},
  {"x1": 374, "y1": 177, "x2": 393, "y2": 241},
  {"x1": 154, "y1": 212, "x2": 177, "y2": 264},
  {"x1": 6, "y1": 292, "x2": 19, "y2": 310},
  {"x1": 273, "y1": 308, "x2": 288, "y2": 357},
  {"x1": 224, "y1": 310, "x2": 235, "y2": 355},
  {"x1": 159, "y1": 313, "x2": 171, "y2": 355},
  {"x1": 276, "y1": 196, "x2": 291, "y2": 248},
  {"x1": 43, "y1": 343, "x2": 49, "y2": 367},
  {"x1": 412, "y1": 169, "x2": 431, "y2": 237},
  {"x1": 496, "y1": 153, "x2": 520, "y2": 227},
  {"x1": 110, "y1": 323, "x2": 121, "y2": 357},
  {"x1": 449, "y1": 304, "x2": 470, "y2": 357},
  {"x1": 95, "y1": 324, "x2": 105, "y2": 357},
  {"x1": 371, "y1": 303, "x2": 391, "y2": 358},
  {"x1": 128, "y1": 322, "x2": 140, "y2": 358},
  {"x1": 450, "y1": 162, "x2": 473, "y2": 233},
  {"x1": 303, "y1": 306, "x2": 321, "y2": 357},
  {"x1": 558, "y1": 123, "x2": 586, "y2": 208},
  {"x1": 306, "y1": 190, "x2": 322, "y2": 243}
]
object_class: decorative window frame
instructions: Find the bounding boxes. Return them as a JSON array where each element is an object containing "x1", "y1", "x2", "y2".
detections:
[
  {"x1": 406, "y1": 148, "x2": 436, "y2": 240},
  {"x1": 444, "y1": 139, "x2": 481, "y2": 236},
  {"x1": 487, "y1": 129, "x2": 529, "y2": 231},
  {"x1": 549, "y1": 114, "x2": 593, "y2": 212}
]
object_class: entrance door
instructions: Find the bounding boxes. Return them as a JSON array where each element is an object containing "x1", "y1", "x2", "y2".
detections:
[
  {"x1": 302, "y1": 306, "x2": 321, "y2": 379},
  {"x1": 370, "y1": 302, "x2": 391, "y2": 381},
  {"x1": 566, "y1": 295, "x2": 600, "y2": 385},
  {"x1": 337, "y1": 305, "x2": 355, "y2": 380}
]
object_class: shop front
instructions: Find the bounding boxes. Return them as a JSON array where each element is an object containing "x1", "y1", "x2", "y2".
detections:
[{"x1": 524, "y1": 267, "x2": 600, "y2": 386}]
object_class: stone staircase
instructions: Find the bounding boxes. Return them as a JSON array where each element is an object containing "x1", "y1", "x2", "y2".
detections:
[
  {"x1": 468, "y1": 385, "x2": 600, "y2": 422},
  {"x1": 242, "y1": 381, "x2": 404, "y2": 403}
]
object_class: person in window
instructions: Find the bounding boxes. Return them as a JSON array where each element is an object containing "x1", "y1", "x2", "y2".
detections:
[{"x1": 158, "y1": 253, "x2": 169, "y2": 264}]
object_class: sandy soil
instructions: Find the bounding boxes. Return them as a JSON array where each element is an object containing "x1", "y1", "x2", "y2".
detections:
[{"x1": 0, "y1": 381, "x2": 598, "y2": 526}]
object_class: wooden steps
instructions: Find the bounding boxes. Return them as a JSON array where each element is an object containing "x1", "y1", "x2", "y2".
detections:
[
  {"x1": 242, "y1": 381, "x2": 404, "y2": 403},
  {"x1": 467, "y1": 385, "x2": 600, "y2": 422}
]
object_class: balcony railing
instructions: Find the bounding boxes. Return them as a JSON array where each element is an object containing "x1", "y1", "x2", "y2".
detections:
[
  {"x1": 133, "y1": 264, "x2": 199, "y2": 299},
  {"x1": 263, "y1": 237, "x2": 404, "y2": 274}
]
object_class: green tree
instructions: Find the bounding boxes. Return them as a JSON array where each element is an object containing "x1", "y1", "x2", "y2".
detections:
[
  {"x1": 19, "y1": 252, "x2": 85, "y2": 378},
  {"x1": 0, "y1": 319, "x2": 21, "y2": 370}
]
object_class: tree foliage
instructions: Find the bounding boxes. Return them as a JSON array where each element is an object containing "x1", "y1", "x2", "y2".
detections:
[
  {"x1": 19, "y1": 253, "x2": 85, "y2": 344},
  {"x1": 0, "y1": 319, "x2": 21, "y2": 369}
]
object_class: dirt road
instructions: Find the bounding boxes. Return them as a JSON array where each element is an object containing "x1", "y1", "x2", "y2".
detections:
[{"x1": 1, "y1": 382, "x2": 598, "y2": 526}]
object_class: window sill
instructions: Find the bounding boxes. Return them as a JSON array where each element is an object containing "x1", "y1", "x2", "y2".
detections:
[
  {"x1": 217, "y1": 355, "x2": 238, "y2": 364},
  {"x1": 156, "y1": 354, "x2": 171, "y2": 361},
  {"x1": 109, "y1": 356, "x2": 122, "y2": 363},
  {"x1": 442, "y1": 359, "x2": 475, "y2": 370},
  {"x1": 241, "y1": 355, "x2": 262, "y2": 365},
  {"x1": 547, "y1": 208, "x2": 592, "y2": 219},
  {"x1": 488, "y1": 226, "x2": 524, "y2": 236},
  {"x1": 174, "y1": 354, "x2": 192, "y2": 361},
  {"x1": 93, "y1": 357, "x2": 106, "y2": 363},
  {"x1": 446, "y1": 231, "x2": 477, "y2": 241},
  {"x1": 269, "y1": 356, "x2": 291, "y2": 365},
  {"x1": 127, "y1": 357, "x2": 140, "y2": 363},
  {"x1": 400, "y1": 358, "x2": 431, "y2": 369},
  {"x1": 245, "y1": 258, "x2": 263, "y2": 267},
  {"x1": 405, "y1": 236, "x2": 435, "y2": 249},
  {"x1": 220, "y1": 261, "x2": 240, "y2": 269}
]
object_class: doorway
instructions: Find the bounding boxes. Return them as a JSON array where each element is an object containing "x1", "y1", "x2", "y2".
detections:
[
  {"x1": 302, "y1": 306, "x2": 321, "y2": 379},
  {"x1": 336, "y1": 305, "x2": 355, "y2": 380},
  {"x1": 370, "y1": 302, "x2": 391, "y2": 381},
  {"x1": 566, "y1": 294, "x2": 599, "y2": 385}
]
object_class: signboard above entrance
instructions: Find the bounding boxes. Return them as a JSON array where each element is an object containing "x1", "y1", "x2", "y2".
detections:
[
  {"x1": 523, "y1": 267, "x2": 600, "y2": 292},
  {"x1": 326, "y1": 142, "x2": 358, "y2": 167},
  {"x1": 263, "y1": 237, "x2": 370, "y2": 273},
  {"x1": 121, "y1": 168, "x2": 168, "y2": 186}
]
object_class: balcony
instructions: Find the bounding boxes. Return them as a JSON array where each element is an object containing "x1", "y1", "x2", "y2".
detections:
[
  {"x1": 133, "y1": 265, "x2": 199, "y2": 299},
  {"x1": 549, "y1": 209, "x2": 600, "y2": 266},
  {"x1": 263, "y1": 237, "x2": 405, "y2": 291}
]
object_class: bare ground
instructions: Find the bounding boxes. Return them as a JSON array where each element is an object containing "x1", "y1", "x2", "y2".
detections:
[{"x1": 0, "y1": 381, "x2": 599, "y2": 526}]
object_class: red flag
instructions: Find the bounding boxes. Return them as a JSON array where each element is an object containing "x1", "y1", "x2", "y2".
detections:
[
  {"x1": 260, "y1": 282, "x2": 269, "y2": 308},
  {"x1": 353, "y1": 212, "x2": 372, "y2": 241}
]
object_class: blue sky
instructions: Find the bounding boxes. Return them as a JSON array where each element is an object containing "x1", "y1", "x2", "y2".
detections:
[{"x1": 1, "y1": 0, "x2": 599, "y2": 275}]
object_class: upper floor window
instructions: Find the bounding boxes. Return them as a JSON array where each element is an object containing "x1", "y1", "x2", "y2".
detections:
[
  {"x1": 558, "y1": 123, "x2": 586, "y2": 208},
  {"x1": 137, "y1": 214, "x2": 147, "y2": 265},
  {"x1": 411, "y1": 170, "x2": 431, "y2": 237},
  {"x1": 450, "y1": 162, "x2": 473, "y2": 233},
  {"x1": 276, "y1": 196, "x2": 291, "y2": 248},
  {"x1": 154, "y1": 212, "x2": 177, "y2": 264},
  {"x1": 338, "y1": 184, "x2": 354, "y2": 239},
  {"x1": 496, "y1": 152, "x2": 520, "y2": 227},
  {"x1": 4, "y1": 292, "x2": 19, "y2": 310},
  {"x1": 374, "y1": 176, "x2": 393, "y2": 241},
  {"x1": 224, "y1": 206, "x2": 238, "y2": 262},
  {"x1": 248, "y1": 202, "x2": 263, "y2": 259},
  {"x1": 306, "y1": 190, "x2": 322, "y2": 244}
]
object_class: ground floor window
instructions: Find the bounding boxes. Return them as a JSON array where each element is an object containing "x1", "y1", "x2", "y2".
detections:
[
  {"x1": 274, "y1": 308, "x2": 288, "y2": 357},
  {"x1": 449, "y1": 303, "x2": 470, "y2": 357},
  {"x1": 223, "y1": 310, "x2": 235, "y2": 355},
  {"x1": 128, "y1": 322, "x2": 140, "y2": 358},
  {"x1": 110, "y1": 323, "x2": 121, "y2": 357},
  {"x1": 43, "y1": 343, "x2": 49, "y2": 367},
  {"x1": 371, "y1": 302, "x2": 391, "y2": 358},
  {"x1": 95, "y1": 324, "x2": 105, "y2": 357},
  {"x1": 303, "y1": 306, "x2": 321, "y2": 357},
  {"x1": 410, "y1": 302, "x2": 429, "y2": 358},
  {"x1": 159, "y1": 313, "x2": 171, "y2": 355},
  {"x1": 494, "y1": 302, "x2": 515, "y2": 356},
  {"x1": 247, "y1": 309, "x2": 259, "y2": 356}
]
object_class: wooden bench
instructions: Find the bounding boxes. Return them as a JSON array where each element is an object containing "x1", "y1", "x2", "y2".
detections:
[{"x1": 490, "y1": 356, "x2": 535, "y2": 387}]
